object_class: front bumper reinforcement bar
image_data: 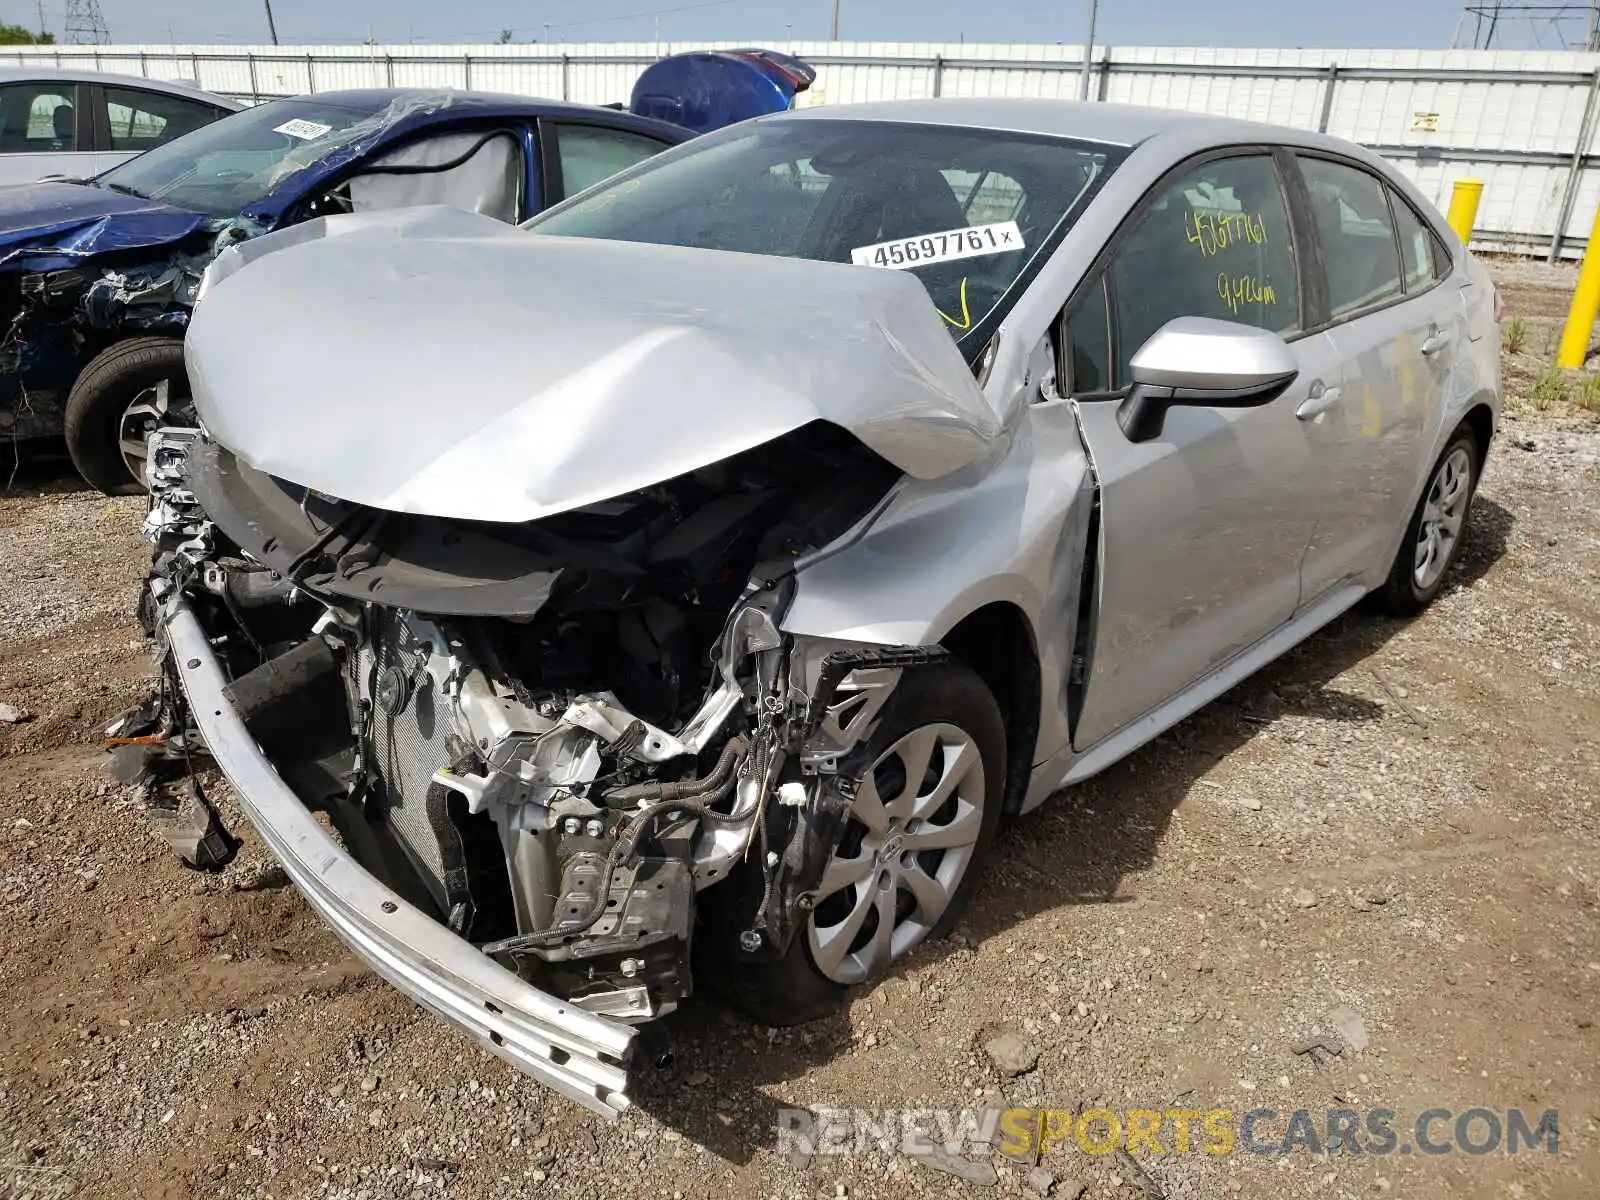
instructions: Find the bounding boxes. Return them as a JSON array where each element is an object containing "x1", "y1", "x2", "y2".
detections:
[{"x1": 160, "y1": 590, "x2": 637, "y2": 1118}]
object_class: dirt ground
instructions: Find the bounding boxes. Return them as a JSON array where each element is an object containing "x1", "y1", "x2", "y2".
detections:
[{"x1": 1, "y1": 262, "x2": 1597, "y2": 1200}]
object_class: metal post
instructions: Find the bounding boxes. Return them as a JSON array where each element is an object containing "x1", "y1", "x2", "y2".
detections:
[
  {"x1": 1317, "y1": 63, "x2": 1339, "y2": 132},
  {"x1": 561, "y1": 53, "x2": 570, "y2": 100},
  {"x1": 306, "y1": 52, "x2": 315, "y2": 93},
  {"x1": 1096, "y1": 47, "x2": 1111, "y2": 101},
  {"x1": 247, "y1": 52, "x2": 259, "y2": 103},
  {"x1": 932, "y1": 54, "x2": 943, "y2": 98},
  {"x1": 1077, "y1": 0, "x2": 1099, "y2": 102},
  {"x1": 190, "y1": 51, "x2": 199, "y2": 83},
  {"x1": 830, "y1": 0, "x2": 840, "y2": 40},
  {"x1": 262, "y1": 0, "x2": 280, "y2": 45},
  {"x1": 1549, "y1": 66, "x2": 1600, "y2": 262},
  {"x1": 1557, "y1": 200, "x2": 1600, "y2": 366},
  {"x1": 385, "y1": 54, "x2": 394, "y2": 87},
  {"x1": 464, "y1": 54, "x2": 473, "y2": 89},
  {"x1": 138, "y1": 51, "x2": 148, "y2": 77}
]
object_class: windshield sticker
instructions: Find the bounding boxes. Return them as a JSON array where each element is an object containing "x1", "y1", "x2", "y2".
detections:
[
  {"x1": 851, "y1": 220, "x2": 1023, "y2": 270},
  {"x1": 273, "y1": 118, "x2": 333, "y2": 141}
]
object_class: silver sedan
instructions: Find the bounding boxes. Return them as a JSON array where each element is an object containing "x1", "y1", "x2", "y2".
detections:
[{"x1": 138, "y1": 97, "x2": 1499, "y2": 1115}]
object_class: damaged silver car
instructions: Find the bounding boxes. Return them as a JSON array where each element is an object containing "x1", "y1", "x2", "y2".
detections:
[{"x1": 130, "y1": 100, "x2": 1500, "y2": 1117}]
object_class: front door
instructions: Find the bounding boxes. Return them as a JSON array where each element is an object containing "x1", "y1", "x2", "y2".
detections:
[
  {"x1": 1058, "y1": 150, "x2": 1335, "y2": 751},
  {"x1": 0, "y1": 81, "x2": 92, "y2": 185}
]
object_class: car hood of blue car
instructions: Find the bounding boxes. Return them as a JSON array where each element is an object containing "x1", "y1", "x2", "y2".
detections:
[{"x1": 0, "y1": 182, "x2": 211, "y2": 270}]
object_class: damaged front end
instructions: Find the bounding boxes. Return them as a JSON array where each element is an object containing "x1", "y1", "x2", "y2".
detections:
[{"x1": 138, "y1": 419, "x2": 923, "y2": 1116}]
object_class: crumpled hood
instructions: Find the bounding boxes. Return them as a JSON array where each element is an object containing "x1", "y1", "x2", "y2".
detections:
[
  {"x1": 185, "y1": 206, "x2": 1001, "y2": 524},
  {"x1": 0, "y1": 182, "x2": 208, "y2": 270}
]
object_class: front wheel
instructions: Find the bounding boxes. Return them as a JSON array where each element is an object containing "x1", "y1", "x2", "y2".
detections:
[
  {"x1": 63, "y1": 337, "x2": 192, "y2": 495},
  {"x1": 714, "y1": 660, "x2": 1006, "y2": 1026},
  {"x1": 1374, "y1": 429, "x2": 1480, "y2": 615}
]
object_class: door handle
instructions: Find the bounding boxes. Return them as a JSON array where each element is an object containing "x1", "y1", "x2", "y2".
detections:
[
  {"x1": 1421, "y1": 327, "x2": 1453, "y2": 355},
  {"x1": 1295, "y1": 384, "x2": 1342, "y2": 421}
]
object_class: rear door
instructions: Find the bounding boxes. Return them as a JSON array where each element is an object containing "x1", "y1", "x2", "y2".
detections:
[
  {"x1": 1060, "y1": 149, "x2": 1342, "y2": 751},
  {"x1": 1290, "y1": 154, "x2": 1450, "y2": 602},
  {"x1": 0, "y1": 80, "x2": 92, "y2": 184}
]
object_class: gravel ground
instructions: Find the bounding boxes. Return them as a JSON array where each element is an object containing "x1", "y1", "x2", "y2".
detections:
[{"x1": 1, "y1": 264, "x2": 1597, "y2": 1200}]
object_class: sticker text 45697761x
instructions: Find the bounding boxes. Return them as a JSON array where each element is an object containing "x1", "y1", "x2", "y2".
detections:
[{"x1": 851, "y1": 221, "x2": 1024, "y2": 270}]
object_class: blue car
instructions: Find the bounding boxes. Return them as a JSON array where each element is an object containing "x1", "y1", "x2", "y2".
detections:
[{"x1": 0, "y1": 49, "x2": 813, "y2": 493}]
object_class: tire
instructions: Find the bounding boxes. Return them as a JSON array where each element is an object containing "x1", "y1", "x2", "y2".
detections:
[
  {"x1": 714, "y1": 660, "x2": 1006, "y2": 1026},
  {"x1": 63, "y1": 337, "x2": 190, "y2": 496},
  {"x1": 1374, "y1": 429, "x2": 1481, "y2": 616}
]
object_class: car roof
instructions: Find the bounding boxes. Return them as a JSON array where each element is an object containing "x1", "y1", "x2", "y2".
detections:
[
  {"x1": 0, "y1": 65, "x2": 243, "y2": 110},
  {"x1": 783, "y1": 97, "x2": 1324, "y2": 149},
  {"x1": 278, "y1": 88, "x2": 694, "y2": 142}
]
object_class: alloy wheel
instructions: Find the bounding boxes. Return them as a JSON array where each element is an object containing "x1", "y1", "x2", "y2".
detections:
[
  {"x1": 806, "y1": 721, "x2": 986, "y2": 985},
  {"x1": 1413, "y1": 445, "x2": 1473, "y2": 591},
  {"x1": 118, "y1": 378, "x2": 176, "y2": 485}
]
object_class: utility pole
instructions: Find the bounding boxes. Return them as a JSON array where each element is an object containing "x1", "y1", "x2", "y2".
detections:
[
  {"x1": 829, "y1": 0, "x2": 840, "y2": 40},
  {"x1": 35, "y1": 0, "x2": 45, "y2": 39},
  {"x1": 1077, "y1": 0, "x2": 1099, "y2": 101},
  {"x1": 263, "y1": 0, "x2": 280, "y2": 45}
]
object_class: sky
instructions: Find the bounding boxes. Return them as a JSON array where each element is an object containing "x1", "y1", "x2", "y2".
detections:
[{"x1": 14, "y1": 0, "x2": 1590, "y2": 49}]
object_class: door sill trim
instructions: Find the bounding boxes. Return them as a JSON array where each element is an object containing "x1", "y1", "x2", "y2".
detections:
[{"x1": 1051, "y1": 582, "x2": 1367, "y2": 792}]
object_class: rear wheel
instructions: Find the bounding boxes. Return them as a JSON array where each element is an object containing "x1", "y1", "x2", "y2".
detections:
[
  {"x1": 63, "y1": 337, "x2": 191, "y2": 495},
  {"x1": 1374, "y1": 429, "x2": 1480, "y2": 615},
  {"x1": 715, "y1": 661, "x2": 1005, "y2": 1025}
]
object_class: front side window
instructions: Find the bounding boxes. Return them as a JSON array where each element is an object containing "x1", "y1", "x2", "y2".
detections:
[
  {"x1": 549, "y1": 123, "x2": 669, "y2": 201},
  {"x1": 0, "y1": 83, "x2": 77, "y2": 152},
  {"x1": 341, "y1": 130, "x2": 523, "y2": 222},
  {"x1": 1107, "y1": 153, "x2": 1301, "y2": 382},
  {"x1": 527, "y1": 120, "x2": 1121, "y2": 350},
  {"x1": 1299, "y1": 156, "x2": 1404, "y2": 319},
  {"x1": 102, "y1": 84, "x2": 224, "y2": 152}
]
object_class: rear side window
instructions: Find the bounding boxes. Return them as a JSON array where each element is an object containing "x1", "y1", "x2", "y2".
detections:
[
  {"x1": 1299, "y1": 157, "x2": 1404, "y2": 319},
  {"x1": 1106, "y1": 153, "x2": 1301, "y2": 382},
  {"x1": 102, "y1": 85, "x2": 223, "y2": 152},
  {"x1": 548, "y1": 123, "x2": 668, "y2": 201}
]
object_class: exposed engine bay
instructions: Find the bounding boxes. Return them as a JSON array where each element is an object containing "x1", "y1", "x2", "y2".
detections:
[{"x1": 134, "y1": 419, "x2": 924, "y2": 1029}]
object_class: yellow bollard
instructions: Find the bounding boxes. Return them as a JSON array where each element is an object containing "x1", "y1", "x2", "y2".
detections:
[
  {"x1": 1446, "y1": 178, "x2": 1484, "y2": 246},
  {"x1": 1557, "y1": 202, "x2": 1600, "y2": 368}
]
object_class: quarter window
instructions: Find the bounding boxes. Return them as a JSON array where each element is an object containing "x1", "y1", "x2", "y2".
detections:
[
  {"x1": 1299, "y1": 157, "x2": 1404, "y2": 319},
  {"x1": 1389, "y1": 192, "x2": 1439, "y2": 293},
  {"x1": 1060, "y1": 274, "x2": 1112, "y2": 394},
  {"x1": 1107, "y1": 153, "x2": 1300, "y2": 383}
]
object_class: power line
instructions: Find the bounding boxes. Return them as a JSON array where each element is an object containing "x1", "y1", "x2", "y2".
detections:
[
  {"x1": 398, "y1": 0, "x2": 742, "y2": 40},
  {"x1": 1458, "y1": 3, "x2": 1600, "y2": 49}
]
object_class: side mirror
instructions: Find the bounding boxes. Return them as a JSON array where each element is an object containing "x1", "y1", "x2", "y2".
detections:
[{"x1": 1118, "y1": 317, "x2": 1299, "y2": 443}]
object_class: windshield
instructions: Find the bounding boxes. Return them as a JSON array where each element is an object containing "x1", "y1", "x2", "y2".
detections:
[
  {"x1": 527, "y1": 118, "x2": 1121, "y2": 347},
  {"x1": 96, "y1": 97, "x2": 390, "y2": 217}
]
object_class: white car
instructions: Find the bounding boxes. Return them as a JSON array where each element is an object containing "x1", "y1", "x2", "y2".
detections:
[{"x1": 0, "y1": 66, "x2": 239, "y2": 185}]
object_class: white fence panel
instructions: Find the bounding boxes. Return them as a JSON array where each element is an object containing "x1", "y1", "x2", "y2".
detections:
[{"x1": 6, "y1": 40, "x2": 1600, "y2": 256}]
